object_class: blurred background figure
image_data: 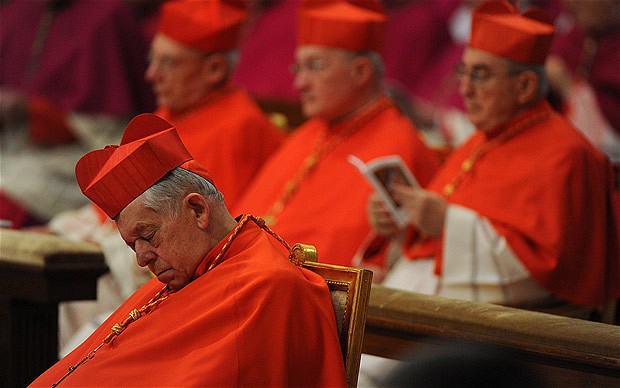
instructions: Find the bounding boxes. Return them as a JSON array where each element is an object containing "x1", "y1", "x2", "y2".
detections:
[
  {"x1": 358, "y1": 0, "x2": 619, "y2": 383},
  {"x1": 546, "y1": 0, "x2": 620, "y2": 165},
  {"x1": 234, "y1": 0, "x2": 440, "y2": 275},
  {"x1": 0, "y1": 0, "x2": 155, "y2": 229}
]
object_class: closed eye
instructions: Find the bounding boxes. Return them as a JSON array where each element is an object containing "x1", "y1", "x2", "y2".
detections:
[
  {"x1": 143, "y1": 231, "x2": 156, "y2": 242},
  {"x1": 125, "y1": 231, "x2": 156, "y2": 252}
]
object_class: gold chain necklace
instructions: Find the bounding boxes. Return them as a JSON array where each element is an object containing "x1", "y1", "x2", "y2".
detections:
[
  {"x1": 52, "y1": 214, "x2": 300, "y2": 387},
  {"x1": 52, "y1": 285, "x2": 173, "y2": 387},
  {"x1": 263, "y1": 96, "x2": 393, "y2": 225},
  {"x1": 441, "y1": 107, "x2": 551, "y2": 198}
]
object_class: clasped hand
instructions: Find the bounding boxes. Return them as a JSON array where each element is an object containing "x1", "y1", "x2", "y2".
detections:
[{"x1": 367, "y1": 183, "x2": 447, "y2": 238}]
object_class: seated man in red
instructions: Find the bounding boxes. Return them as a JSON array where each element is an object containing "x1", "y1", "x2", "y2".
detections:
[
  {"x1": 358, "y1": 2, "x2": 620, "y2": 384},
  {"x1": 30, "y1": 114, "x2": 346, "y2": 387},
  {"x1": 234, "y1": 0, "x2": 440, "y2": 275},
  {"x1": 362, "y1": 0, "x2": 619, "y2": 309}
]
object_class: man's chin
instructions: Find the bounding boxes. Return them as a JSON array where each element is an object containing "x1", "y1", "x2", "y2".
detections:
[
  {"x1": 160, "y1": 275, "x2": 190, "y2": 291},
  {"x1": 464, "y1": 112, "x2": 481, "y2": 128},
  {"x1": 163, "y1": 279, "x2": 181, "y2": 291},
  {"x1": 300, "y1": 104, "x2": 317, "y2": 118},
  {"x1": 156, "y1": 269, "x2": 173, "y2": 284}
]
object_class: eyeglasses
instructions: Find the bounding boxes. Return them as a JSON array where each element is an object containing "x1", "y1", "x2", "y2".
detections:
[
  {"x1": 454, "y1": 63, "x2": 520, "y2": 86},
  {"x1": 289, "y1": 59, "x2": 329, "y2": 75}
]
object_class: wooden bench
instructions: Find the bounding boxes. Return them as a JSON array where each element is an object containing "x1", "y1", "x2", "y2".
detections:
[
  {"x1": 363, "y1": 285, "x2": 620, "y2": 387},
  {"x1": 0, "y1": 229, "x2": 108, "y2": 387}
]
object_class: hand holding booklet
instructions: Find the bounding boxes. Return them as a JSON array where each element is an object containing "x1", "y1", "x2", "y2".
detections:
[{"x1": 347, "y1": 154, "x2": 419, "y2": 227}]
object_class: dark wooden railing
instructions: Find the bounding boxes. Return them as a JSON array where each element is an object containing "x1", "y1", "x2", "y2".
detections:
[{"x1": 363, "y1": 285, "x2": 620, "y2": 387}]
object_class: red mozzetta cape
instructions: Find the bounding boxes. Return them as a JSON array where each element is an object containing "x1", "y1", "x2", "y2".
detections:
[
  {"x1": 30, "y1": 221, "x2": 346, "y2": 387},
  {"x1": 155, "y1": 87, "x2": 285, "y2": 209},
  {"x1": 234, "y1": 98, "x2": 440, "y2": 268},
  {"x1": 407, "y1": 101, "x2": 620, "y2": 306}
]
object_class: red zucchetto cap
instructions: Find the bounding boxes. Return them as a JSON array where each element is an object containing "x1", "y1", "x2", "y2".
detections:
[
  {"x1": 158, "y1": 0, "x2": 247, "y2": 52},
  {"x1": 469, "y1": 0, "x2": 555, "y2": 64},
  {"x1": 76, "y1": 114, "x2": 215, "y2": 219},
  {"x1": 298, "y1": 0, "x2": 386, "y2": 52}
]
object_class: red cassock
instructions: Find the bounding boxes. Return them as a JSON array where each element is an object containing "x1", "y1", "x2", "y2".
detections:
[
  {"x1": 30, "y1": 221, "x2": 347, "y2": 387},
  {"x1": 406, "y1": 101, "x2": 620, "y2": 306},
  {"x1": 234, "y1": 97, "x2": 440, "y2": 268},
  {"x1": 155, "y1": 87, "x2": 285, "y2": 209}
]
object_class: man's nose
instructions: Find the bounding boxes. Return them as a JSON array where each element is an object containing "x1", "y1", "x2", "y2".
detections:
[
  {"x1": 145, "y1": 60, "x2": 160, "y2": 82},
  {"x1": 293, "y1": 71, "x2": 309, "y2": 91},
  {"x1": 134, "y1": 240, "x2": 153, "y2": 267},
  {"x1": 458, "y1": 77, "x2": 474, "y2": 97}
]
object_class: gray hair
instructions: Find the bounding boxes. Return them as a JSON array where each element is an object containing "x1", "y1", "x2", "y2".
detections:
[
  {"x1": 198, "y1": 49, "x2": 239, "y2": 83},
  {"x1": 141, "y1": 167, "x2": 224, "y2": 218},
  {"x1": 224, "y1": 49, "x2": 240, "y2": 72},
  {"x1": 362, "y1": 51, "x2": 385, "y2": 80},
  {"x1": 507, "y1": 60, "x2": 549, "y2": 99},
  {"x1": 339, "y1": 49, "x2": 385, "y2": 81}
]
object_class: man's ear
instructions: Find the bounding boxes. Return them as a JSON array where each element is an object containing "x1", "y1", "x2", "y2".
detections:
[
  {"x1": 516, "y1": 70, "x2": 539, "y2": 104},
  {"x1": 184, "y1": 193, "x2": 210, "y2": 230},
  {"x1": 351, "y1": 56, "x2": 372, "y2": 86},
  {"x1": 202, "y1": 53, "x2": 228, "y2": 86}
]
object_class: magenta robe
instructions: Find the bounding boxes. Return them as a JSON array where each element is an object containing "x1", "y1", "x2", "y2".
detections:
[{"x1": 0, "y1": 0, "x2": 154, "y2": 115}]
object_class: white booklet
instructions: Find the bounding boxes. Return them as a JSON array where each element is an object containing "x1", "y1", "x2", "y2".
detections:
[{"x1": 347, "y1": 154, "x2": 419, "y2": 227}]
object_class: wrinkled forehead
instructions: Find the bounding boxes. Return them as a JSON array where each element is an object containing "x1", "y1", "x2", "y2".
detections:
[
  {"x1": 116, "y1": 196, "x2": 166, "y2": 236},
  {"x1": 115, "y1": 194, "x2": 147, "y2": 225}
]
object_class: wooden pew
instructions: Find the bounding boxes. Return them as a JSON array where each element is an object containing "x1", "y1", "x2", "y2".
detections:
[
  {"x1": 362, "y1": 285, "x2": 620, "y2": 387},
  {"x1": 0, "y1": 229, "x2": 107, "y2": 387}
]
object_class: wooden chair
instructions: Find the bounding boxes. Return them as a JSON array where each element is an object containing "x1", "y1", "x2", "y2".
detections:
[{"x1": 292, "y1": 244, "x2": 373, "y2": 388}]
